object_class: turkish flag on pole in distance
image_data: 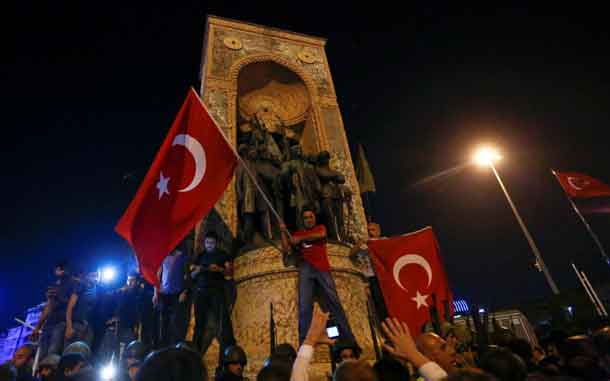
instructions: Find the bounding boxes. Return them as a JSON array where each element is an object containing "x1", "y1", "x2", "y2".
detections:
[
  {"x1": 115, "y1": 88, "x2": 238, "y2": 285},
  {"x1": 367, "y1": 227, "x2": 453, "y2": 336},
  {"x1": 554, "y1": 171, "x2": 610, "y2": 198}
]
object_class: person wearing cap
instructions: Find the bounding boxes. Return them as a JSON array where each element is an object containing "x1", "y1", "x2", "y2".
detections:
[
  {"x1": 56, "y1": 352, "x2": 95, "y2": 381},
  {"x1": 216, "y1": 345, "x2": 247, "y2": 381},
  {"x1": 36, "y1": 354, "x2": 60, "y2": 381},
  {"x1": 62, "y1": 341, "x2": 91, "y2": 363},
  {"x1": 123, "y1": 341, "x2": 148, "y2": 367}
]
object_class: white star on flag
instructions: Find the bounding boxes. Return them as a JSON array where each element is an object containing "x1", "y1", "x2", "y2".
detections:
[
  {"x1": 156, "y1": 171, "x2": 170, "y2": 200},
  {"x1": 411, "y1": 290, "x2": 429, "y2": 310}
]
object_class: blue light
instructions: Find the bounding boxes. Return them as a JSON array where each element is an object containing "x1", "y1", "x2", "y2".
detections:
[
  {"x1": 100, "y1": 266, "x2": 117, "y2": 284},
  {"x1": 453, "y1": 299, "x2": 470, "y2": 313},
  {"x1": 478, "y1": 308, "x2": 486, "y2": 313}
]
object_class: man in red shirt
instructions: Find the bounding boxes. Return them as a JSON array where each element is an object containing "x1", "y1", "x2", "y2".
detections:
[{"x1": 280, "y1": 206, "x2": 356, "y2": 345}]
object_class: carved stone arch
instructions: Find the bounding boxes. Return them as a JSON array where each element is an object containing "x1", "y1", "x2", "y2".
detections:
[{"x1": 228, "y1": 53, "x2": 324, "y2": 153}]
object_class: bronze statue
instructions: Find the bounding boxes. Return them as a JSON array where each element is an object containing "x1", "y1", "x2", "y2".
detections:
[
  {"x1": 281, "y1": 145, "x2": 321, "y2": 230},
  {"x1": 315, "y1": 151, "x2": 347, "y2": 241},
  {"x1": 236, "y1": 145, "x2": 272, "y2": 245}
]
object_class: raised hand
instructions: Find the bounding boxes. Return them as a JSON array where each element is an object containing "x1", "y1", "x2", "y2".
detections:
[
  {"x1": 381, "y1": 317, "x2": 429, "y2": 368},
  {"x1": 304, "y1": 303, "x2": 336, "y2": 347}
]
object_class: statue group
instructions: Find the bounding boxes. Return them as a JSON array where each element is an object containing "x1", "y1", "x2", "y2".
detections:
[{"x1": 235, "y1": 109, "x2": 353, "y2": 249}]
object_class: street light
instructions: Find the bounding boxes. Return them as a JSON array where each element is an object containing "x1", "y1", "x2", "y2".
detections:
[{"x1": 472, "y1": 146, "x2": 560, "y2": 295}]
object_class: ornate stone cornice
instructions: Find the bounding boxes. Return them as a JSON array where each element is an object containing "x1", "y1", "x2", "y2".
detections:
[{"x1": 207, "y1": 15, "x2": 327, "y2": 47}]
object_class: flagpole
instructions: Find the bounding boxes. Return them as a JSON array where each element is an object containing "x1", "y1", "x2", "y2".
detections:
[
  {"x1": 193, "y1": 89, "x2": 290, "y2": 238},
  {"x1": 551, "y1": 169, "x2": 610, "y2": 267},
  {"x1": 571, "y1": 262, "x2": 604, "y2": 316},
  {"x1": 580, "y1": 268, "x2": 608, "y2": 317},
  {"x1": 490, "y1": 163, "x2": 560, "y2": 295}
]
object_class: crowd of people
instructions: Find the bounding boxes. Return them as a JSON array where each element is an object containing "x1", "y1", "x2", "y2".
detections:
[{"x1": 3, "y1": 208, "x2": 610, "y2": 381}]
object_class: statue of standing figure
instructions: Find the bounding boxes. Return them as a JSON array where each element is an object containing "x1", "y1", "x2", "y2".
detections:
[
  {"x1": 236, "y1": 144, "x2": 272, "y2": 245},
  {"x1": 281, "y1": 145, "x2": 321, "y2": 230},
  {"x1": 315, "y1": 151, "x2": 347, "y2": 241}
]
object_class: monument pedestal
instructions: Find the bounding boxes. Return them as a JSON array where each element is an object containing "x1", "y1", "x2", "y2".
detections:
[{"x1": 230, "y1": 243, "x2": 372, "y2": 381}]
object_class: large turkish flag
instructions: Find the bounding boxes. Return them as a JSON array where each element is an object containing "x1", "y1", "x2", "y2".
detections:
[
  {"x1": 367, "y1": 227, "x2": 453, "y2": 336},
  {"x1": 115, "y1": 88, "x2": 237, "y2": 284}
]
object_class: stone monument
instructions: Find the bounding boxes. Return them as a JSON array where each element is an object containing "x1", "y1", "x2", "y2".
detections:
[{"x1": 192, "y1": 16, "x2": 371, "y2": 380}]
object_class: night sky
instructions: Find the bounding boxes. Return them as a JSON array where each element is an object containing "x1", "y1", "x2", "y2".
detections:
[{"x1": 2, "y1": 3, "x2": 610, "y2": 329}]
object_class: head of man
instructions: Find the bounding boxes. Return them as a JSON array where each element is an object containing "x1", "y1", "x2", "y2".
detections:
[
  {"x1": 367, "y1": 222, "x2": 381, "y2": 239},
  {"x1": 128, "y1": 362, "x2": 141, "y2": 381},
  {"x1": 416, "y1": 332, "x2": 457, "y2": 373},
  {"x1": 333, "y1": 341, "x2": 361, "y2": 364},
  {"x1": 204, "y1": 232, "x2": 219, "y2": 253},
  {"x1": 125, "y1": 341, "x2": 148, "y2": 367},
  {"x1": 136, "y1": 348, "x2": 207, "y2": 381},
  {"x1": 11, "y1": 344, "x2": 34, "y2": 369},
  {"x1": 333, "y1": 360, "x2": 377, "y2": 381},
  {"x1": 317, "y1": 151, "x2": 331, "y2": 166},
  {"x1": 479, "y1": 347, "x2": 527, "y2": 381},
  {"x1": 301, "y1": 207, "x2": 317, "y2": 229},
  {"x1": 256, "y1": 363, "x2": 291, "y2": 381},
  {"x1": 290, "y1": 145, "x2": 302, "y2": 160},
  {"x1": 223, "y1": 346, "x2": 247, "y2": 377},
  {"x1": 57, "y1": 353, "x2": 87, "y2": 378},
  {"x1": 37, "y1": 354, "x2": 60, "y2": 380},
  {"x1": 55, "y1": 261, "x2": 68, "y2": 278},
  {"x1": 126, "y1": 271, "x2": 138, "y2": 288},
  {"x1": 271, "y1": 343, "x2": 296, "y2": 365}
]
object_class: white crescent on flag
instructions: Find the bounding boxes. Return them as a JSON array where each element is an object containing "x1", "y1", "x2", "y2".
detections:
[
  {"x1": 172, "y1": 134, "x2": 207, "y2": 193},
  {"x1": 392, "y1": 254, "x2": 433, "y2": 292}
]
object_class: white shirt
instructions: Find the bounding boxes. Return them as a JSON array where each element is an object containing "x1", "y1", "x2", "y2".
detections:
[
  {"x1": 290, "y1": 344, "x2": 447, "y2": 381},
  {"x1": 290, "y1": 344, "x2": 314, "y2": 381},
  {"x1": 418, "y1": 362, "x2": 448, "y2": 381}
]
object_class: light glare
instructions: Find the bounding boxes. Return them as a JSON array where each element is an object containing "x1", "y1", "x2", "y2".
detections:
[
  {"x1": 473, "y1": 147, "x2": 502, "y2": 167},
  {"x1": 100, "y1": 267, "x2": 117, "y2": 283},
  {"x1": 100, "y1": 363, "x2": 116, "y2": 380}
]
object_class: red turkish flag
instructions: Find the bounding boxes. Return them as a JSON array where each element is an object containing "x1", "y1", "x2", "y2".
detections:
[
  {"x1": 555, "y1": 171, "x2": 610, "y2": 198},
  {"x1": 367, "y1": 227, "x2": 453, "y2": 336},
  {"x1": 115, "y1": 88, "x2": 237, "y2": 285}
]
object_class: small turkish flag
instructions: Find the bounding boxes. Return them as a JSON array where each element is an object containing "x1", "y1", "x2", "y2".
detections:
[
  {"x1": 367, "y1": 227, "x2": 453, "y2": 336},
  {"x1": 555, "y1": 171, "x2": 610, "y2": 198},
  {"x1": 115, "y1": 88, "x2": 237, "y2": 285}
]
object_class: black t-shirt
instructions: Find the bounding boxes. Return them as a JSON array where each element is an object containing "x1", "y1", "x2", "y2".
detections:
[
  {"x1": 116, "y1": 287, "x2": 139, "y2": 328},
  {"x1": 71, "y1": 280, "x2": 97, "y2": 323},
  {"x1": 193, "y1": 249, "x2": 232, "y2": 291},
  {"x1": 45, "y1": 276, "x2": 75, "y2": 326}
]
